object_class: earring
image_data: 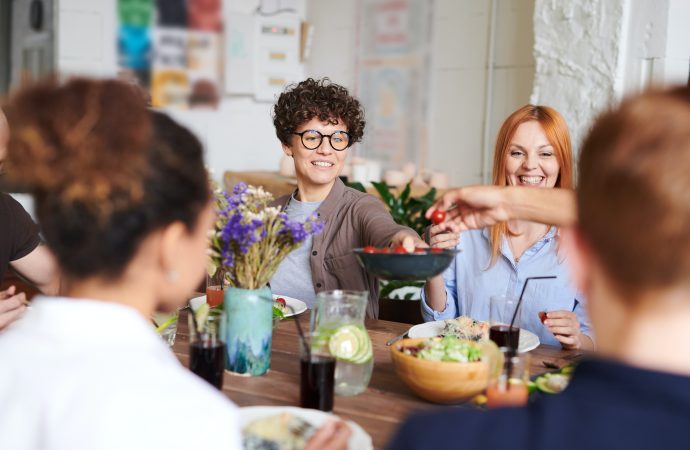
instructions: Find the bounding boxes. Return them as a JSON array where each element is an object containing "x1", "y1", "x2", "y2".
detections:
[{"x1": 167, "y1": 271, "x2": 178, "y2": 282}]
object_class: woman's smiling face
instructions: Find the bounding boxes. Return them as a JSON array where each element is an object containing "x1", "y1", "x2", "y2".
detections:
[
  {"x1": 504, "y1": 120, "x2": 561, "y2": 188},
  {"x1": 284, "y1": 117, "x2": 349, "y2": 190}
]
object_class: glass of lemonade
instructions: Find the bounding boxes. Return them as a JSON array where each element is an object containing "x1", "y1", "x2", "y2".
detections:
[{"x1": 311, "y1": 290, "x2": 373, "y2": 396}]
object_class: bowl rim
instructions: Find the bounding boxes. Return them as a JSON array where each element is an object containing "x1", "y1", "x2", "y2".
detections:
[{"x1": 353, "y1": 247, "x2": 461, "y2": 256}]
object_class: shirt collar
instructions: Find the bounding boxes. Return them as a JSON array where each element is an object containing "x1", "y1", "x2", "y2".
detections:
[
  {"x1": 480, "y1": 225, "x2": 557, "y2": 260},
  {"x1": 281, "y1": 177, "x2": 345, "y2": 219}
]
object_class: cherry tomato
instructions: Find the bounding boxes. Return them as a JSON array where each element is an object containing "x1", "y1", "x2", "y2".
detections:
[
  {"x1": 380, "y1": 247, "x2": 391, "y2": 253},
  {"x1": 275, "y1": 297, "x2": 286, "y2": 306},
  {"x1": 430, "y1": 247, "x2": 444, "y2": 253},
  {"x1": 363, "y1": 246, "x2": 377, "y2": 254},
  {"x1": 538, "y1": 311, "x2": 547, "y2": 323},
  {"x1": 431, "y1": 209, "x2": 446, "y2": 225},
  {"x1": 414, "y1": 247, "x2": 427, "y2": 253},
  {"x1": 393, "y1": 245, "x2": 407, "y2": 254}
]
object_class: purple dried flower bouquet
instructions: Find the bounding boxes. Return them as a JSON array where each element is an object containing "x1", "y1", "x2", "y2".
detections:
[{"x1": 209, "y1": 182, "x2": 324, "y2": 290}]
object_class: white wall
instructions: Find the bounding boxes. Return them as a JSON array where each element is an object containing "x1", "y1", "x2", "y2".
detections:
[
  {"x1": 429, "y1": 0, "x2": 535, "y2": 185},
  {"x1": 531, "y1": 0, "x2": 690, "y2": 153},
  {"x1": 56, "y1": 0, "x2": 537, "y2": 188},
  {"x1": 305, "y1": 0, "x2": 536, "y2": 186},
  {"x1": 56, "y1": 0, "x2": 688, "y2": 189}
]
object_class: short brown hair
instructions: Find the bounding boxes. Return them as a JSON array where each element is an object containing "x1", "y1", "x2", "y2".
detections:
[
  {"x1": 272, "y1": 78, "x2": 365, "y2": 146},
  {"x1": 578, "y1": 86, "x2": 690, "y2": 293}
]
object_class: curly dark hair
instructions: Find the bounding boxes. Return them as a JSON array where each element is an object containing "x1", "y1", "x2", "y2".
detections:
[
  {"x1": 273, "y1": 78, "x2": 366, "y2": 146},
  {"x1": 4, "y1": 78, "x2": 210, "y2": 280}
]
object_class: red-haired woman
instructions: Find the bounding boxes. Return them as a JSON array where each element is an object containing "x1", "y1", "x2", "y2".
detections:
[{"x1": 422, "y1": 105, "x2": 593, "y2": 350}]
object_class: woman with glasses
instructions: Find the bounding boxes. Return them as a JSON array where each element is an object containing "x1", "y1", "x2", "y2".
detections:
[
  {"x1": 422, "y1": 105, "x2": 593, "y2": 350},
  {"x1": 270, "y1": 78, "x2": 425, "y2": 318}
]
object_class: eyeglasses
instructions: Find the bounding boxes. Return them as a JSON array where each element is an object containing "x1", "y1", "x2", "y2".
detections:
[{"x1": 292, "y1": 130, "x2": 352, "y2": 151}]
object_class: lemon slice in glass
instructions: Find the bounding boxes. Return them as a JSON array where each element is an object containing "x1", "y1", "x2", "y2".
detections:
[
  {"x1": 328, "y1": 325, "x2": 371, "y2": 363},
  {"x1": 193, "y1": 303, "x2": 211, "y2": 333}
]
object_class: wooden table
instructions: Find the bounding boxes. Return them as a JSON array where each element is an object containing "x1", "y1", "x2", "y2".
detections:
[{"x1": 173, "y1": 316, "x2": 584, "y2": 449}]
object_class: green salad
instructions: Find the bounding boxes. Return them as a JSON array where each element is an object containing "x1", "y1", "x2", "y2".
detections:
[{"x1": 402, "y1": 336, "x2": 483, "y2": 363}]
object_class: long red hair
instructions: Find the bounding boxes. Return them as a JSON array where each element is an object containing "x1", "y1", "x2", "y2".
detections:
[{"x1": 488, "y1": 105, "x2": 574, "y2": 265}]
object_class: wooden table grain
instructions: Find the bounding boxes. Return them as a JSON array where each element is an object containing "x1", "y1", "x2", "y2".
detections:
[{"x1": 173, "y1": 315, "x2": 584, "y2": 450}]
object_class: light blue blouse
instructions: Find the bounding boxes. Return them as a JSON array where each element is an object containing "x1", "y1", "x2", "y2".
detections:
[{"x1": 420, "y1": 227, "x2": 593, "y2": 347}]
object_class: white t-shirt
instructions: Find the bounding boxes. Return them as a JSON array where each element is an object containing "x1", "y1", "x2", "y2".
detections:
[{"x1": 0, "y1": 296, "x2": 242, "y2": 450}]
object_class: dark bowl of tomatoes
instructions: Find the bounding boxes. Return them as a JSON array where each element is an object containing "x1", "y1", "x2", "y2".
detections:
[{"x1": 352, "y1": 246, "x2": 461, "y2": 281}]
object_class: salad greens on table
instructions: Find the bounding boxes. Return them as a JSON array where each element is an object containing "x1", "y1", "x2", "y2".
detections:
[{"x1": 401, "y1": 336, "x2": 483, "y2": 363}]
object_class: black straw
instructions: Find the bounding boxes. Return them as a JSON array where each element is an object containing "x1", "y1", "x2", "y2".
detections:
[
  {"x1": 507, "y1": 275, "x2": 557, "y2": 352},
  {"x1": 505, "y1": 276, "x2": 557, "y2": 388},
  {"x1": 187, "y1": 301, "x2": 201, "y2": 337},
  {"x1": 287, "y1": 305, "x2": 310, "y2": 359}
]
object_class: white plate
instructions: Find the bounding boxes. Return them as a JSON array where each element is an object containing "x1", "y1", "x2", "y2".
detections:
[
  {"x1": 272, "y1": 294, "x2": 308, "y2": 317},
  {"x1": 408, "y1": 320, "x2": 540, "y2": 353},
  {"x1": 189, "y1": 294, "x2": 308, "y2": 318},
  {"x1": 239, "y1": 406, "x2": 372, "y2": 450}
]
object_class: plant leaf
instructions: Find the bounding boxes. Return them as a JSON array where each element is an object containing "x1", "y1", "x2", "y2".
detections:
[{"x1": 347, "y1": 181, "x2": 367, "y2": 193}]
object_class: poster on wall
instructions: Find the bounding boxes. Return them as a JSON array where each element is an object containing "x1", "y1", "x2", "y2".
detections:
[
  {"x1": 356, "y1": 0, "x2": 433, "y2": 169},
  {"x1": 117, "y1": 0, "x2": 223, "y2": 109},
  {"x1": 223, "y1": 0, "x2": 304, "y2": 100},
  {"x1": 117, "y1": 0, "x2": 154, "y2": 88},
  {"x1": 253, "y1": 13, "x2": 302, "y2": 102}
]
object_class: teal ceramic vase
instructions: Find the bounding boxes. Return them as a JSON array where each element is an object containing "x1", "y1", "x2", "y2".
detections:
[{"x1": 223, "y1": 286, "x2": 273, "y2": 376}]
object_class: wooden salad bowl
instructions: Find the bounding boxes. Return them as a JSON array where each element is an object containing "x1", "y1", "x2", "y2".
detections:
[{"x1": 390, "y1": 337, "x2": 491, "y2": 404}]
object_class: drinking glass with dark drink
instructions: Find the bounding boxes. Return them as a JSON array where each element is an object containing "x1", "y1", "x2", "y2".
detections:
[
  {"x1": 189, "y1": 312, "x2": 226, "y2": 390},
  {"x1": 299, "y1": 332, "x2": 336, "y2": 412},
  {"x1": 486, "y1": 347, "x2": 530, "y2": 408},
  {"x1": 489, "y1": 295, "x2": 522, "y2": 350}
]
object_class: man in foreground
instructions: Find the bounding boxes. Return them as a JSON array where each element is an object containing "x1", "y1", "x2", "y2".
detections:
[{"x1": 389, "y1": 86, "x2": 690, "y2": 449}]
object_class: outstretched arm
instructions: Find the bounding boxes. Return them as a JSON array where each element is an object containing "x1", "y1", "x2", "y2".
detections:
[{"x1": 425, "y1": 186, "x2": 577, "y2": 230}]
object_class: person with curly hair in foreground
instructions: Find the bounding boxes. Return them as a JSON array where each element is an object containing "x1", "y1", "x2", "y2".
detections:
[
  {"x1": 270, "y1": 78, "x2": 425, "y2": 318},
  {"x1": 387, "y1": 86, "x2": 690, "y2": 449},
  {"x1": 0, "y1": 78, "x2": 350, "y2": 450}
]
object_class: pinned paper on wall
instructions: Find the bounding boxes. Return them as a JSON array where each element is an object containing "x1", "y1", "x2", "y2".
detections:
[
  {"x1": 151, "y1": 28, "x2": 188, "y2": 108},
  {"x1": 117, "y1": 0, "x2": 222, "y2": 109},
  {"x1": 117, "y1": 0, "x2": 153, "y2": 88},
  {"x1": 356, "y1": 0, "x2": 433, "y2": 170},
  {"x1": 224, "y1": 13, "x2": 255, "y2": 94},
  {"x1": 253, "y1": 12, "x2": 302, "y2": 102}
]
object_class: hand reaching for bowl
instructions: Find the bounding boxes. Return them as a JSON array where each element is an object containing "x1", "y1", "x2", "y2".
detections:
[
  {"x1": 425, "y1": 186, "x2": 511, "y2": 232},
  {"x1": 390, "y1": 231, "x2": 427, "y2": 253},
  {"x1": 425, "y1": 186, "x2": 577, "y2": 231}
]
